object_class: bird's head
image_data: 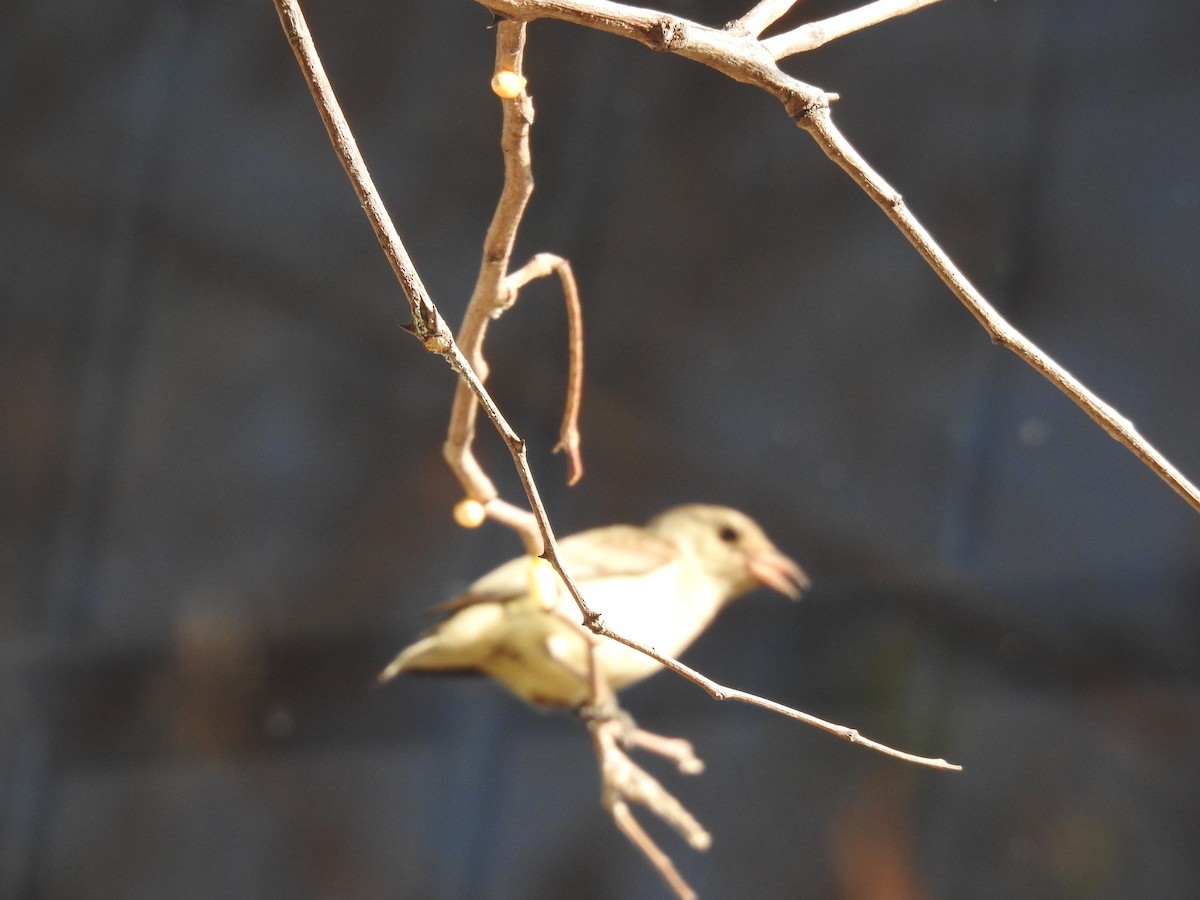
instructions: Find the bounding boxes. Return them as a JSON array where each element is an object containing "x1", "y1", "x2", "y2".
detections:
[{"x1": 646, "y1": 504, "x2": 809, "y2": 601}]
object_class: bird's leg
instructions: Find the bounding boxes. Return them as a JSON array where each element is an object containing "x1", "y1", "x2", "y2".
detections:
[
  {"x1": 548, "y1": 605, "x2": 614, "y2": 711},
  {"x1": 576, "y1": 698, "x2": 635, "y2": 730},
  {"x1": 542, "y1": 633, "x2": 590, "y2": 683},
  {"x1": 551, "y1": 608, "x2": 708, "y2": 898},
  {"x1": 548, "y1": 605, "x2": 706, "y2": 774}
]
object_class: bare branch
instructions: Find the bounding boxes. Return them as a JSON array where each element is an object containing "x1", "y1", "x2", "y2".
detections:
[
  {"x1": 444, "y1": 20, "x2": 539, "y2": 544},
  {"x1": 277, "y1": 0, "x2": 960, "y2": 765},
  {"x1": 275, "y1": 4, "x2": 965, "y2": 887},
  {"x1": 593, "y1": 715, "x2": 711, "y2": 899},
  {"x1": 763, "y1": 0, "x2": 949, "y2": 58},
  {"x1": 479, "y1": 0, "x2": 829, "y2": 116},
  {"x1": 305, "y1": 14, "x2": 572, "y2": 696},
  {"x1": 535, "y1": 535, "x2": 955, "y2": 771},
  {"x1": 728, "y1": 0, "x2": 802, "y2": 38},
  {"x1": 272, "y1": 1, "x2": 1200, "y2": 890},
  {"x1": 800, "y1": 108, "x2": 1200, "y2": 514},
  {"x1": 594, "y1": 720, "x2": 712, "y2": 849},
  {"x1": 477, "y1": 0, "x2": 1200, "y2": 514},
  {"x1": 444, "y1": 25, "x2": 587, "y2": 541},
  {"x1": 273, "y1": 0, "x2": 453, "y2": 351},
  {"x1": 562, "y1": 603, "x2": 713, "y2": 889},
  {"x1": 611, "y1": 800, "x2": 698, "y2": 900},
  {"x1": 273, "y1": 0, "x2": 577, "y2": 547},
  {"x1": 586, "y1": 619, "x2": 963, "y2": 770},
  {"x1": 280, "y1": 0, "x2": 1169, "y2": 777},
  {"x1": 271, "y1": 2, "x2": 576, "y2": 564},
  {"x1": 506, "y1": 253, "x2": 586, "y2": 485},
  {"x1": 626, "y1": 726, "x2": 705, "y2": 775}
]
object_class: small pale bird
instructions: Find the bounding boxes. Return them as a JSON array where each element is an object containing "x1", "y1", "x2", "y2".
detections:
[{"x1": 379, "y1": 504, "x2": 808, "y2": 708}]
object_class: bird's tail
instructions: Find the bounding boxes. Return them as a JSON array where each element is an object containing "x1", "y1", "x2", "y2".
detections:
[
  {"x1": 377, "y1": 602, "x2": 505, "y2": 683},
  {"x1": 377, "y1": 642, "x2": 427, "y2": 683}
]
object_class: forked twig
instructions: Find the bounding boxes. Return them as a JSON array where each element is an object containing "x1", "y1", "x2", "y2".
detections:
[
  {"x1": 454, "y1": 12, "x2": 956, "y2": 767},
  {"x1": 269, "y1": 0, "x2": 1200, "y2": 890},
  {"x1": 592, "y1": 715, "x2": 711, "y2": 899},
  {"x1": 477, "y1": 0, "x2": 1200, "y2": 515},
  {"x1": 273, "y1": 2, "x2": 559, "y2": 554},
  {"x1": 506, "y1": 252, "x2": 586, "y2": 484},
  {"x1": 443, "y1": 22, "x2": 586, "y2": 539},
  {"x1": 449, "y1": 38, "x2": 669, "y2": 867}
]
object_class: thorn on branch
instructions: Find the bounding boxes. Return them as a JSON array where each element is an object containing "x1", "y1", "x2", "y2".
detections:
[{"x1": 399, "y1": 303, "x2": 455, "y2": 354}]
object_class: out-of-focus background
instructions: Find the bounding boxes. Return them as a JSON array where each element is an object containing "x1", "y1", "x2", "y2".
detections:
[{"x1": 3, "y1": 0, "x2": 1199, "y2": 897}]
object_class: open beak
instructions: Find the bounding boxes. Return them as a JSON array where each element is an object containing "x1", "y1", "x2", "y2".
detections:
[{"x1": 748, "y1": 550, "x2": 809, "y2": 600}]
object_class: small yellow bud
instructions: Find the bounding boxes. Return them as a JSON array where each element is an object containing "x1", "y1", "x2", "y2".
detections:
[
  {"x1": 422, "y1": 332, "x2": 453, "y2": 354},
  {"x1": 453, "y1": 498, "x2": 487, "y2": 529},
  {"x1": 527, "y1": 556, "x2": 559, "y2": 611},
  {"x1": 490, "y1": 69, "x2": 526, "y2": 99}
]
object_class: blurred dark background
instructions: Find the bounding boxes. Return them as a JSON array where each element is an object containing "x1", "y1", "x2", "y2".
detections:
[{"x1": 3, "y1": 0, "x2": 1199, "y2": 897}]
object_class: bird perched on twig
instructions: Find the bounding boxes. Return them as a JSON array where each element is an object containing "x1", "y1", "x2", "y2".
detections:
[{"x1": 379, "y1": 504, "x2": 808, "y2": 708}]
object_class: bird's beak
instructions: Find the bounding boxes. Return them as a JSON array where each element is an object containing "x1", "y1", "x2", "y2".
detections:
[{"x1": 748, "y1": 550, "x2": 809, "y2": 600}]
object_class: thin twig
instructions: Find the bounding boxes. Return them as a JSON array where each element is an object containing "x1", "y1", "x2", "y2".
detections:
[
  {"x1": 274, "y1": 0, "x2": 452, "y2": 352},
  {"x1": 593, "y1": 716, "x2": 711, "y2": 899},
  {"x1": 443, "y1": 20, "x2": 539, "y2": 545},
  {"x1": 477, "y1": 0, "x2": 1200, "y2": 515},
  {"x1": 611, "y1": 801, "x2": 698, "y2": 900},
  {"x1": 562, "y1": 607, "x2": 712, "y2": 883},
  {"x1": 586, "y1": 619, "x2": 962, "y2": 770},
  {"x1": 627, "y1": 727, "x2": 705, "y2": 775},
  {"x1": 457, "y1": 25, "x2": 716, "y2": 885},
  {"x1": 481, "y1": 0, "x2": 826, "y2": 115},
  {"x1": 271, "y1": 3, "x2": 567, "y2": 568},
  {"x1": 799, "y1": 108, "x2": 1200, "y2": 514},
  {"x1": 444, "y1": 21, "x2": 588, "y2": 535},
  {"x1": 531, "y1": 508, "x2": 957, "y2": 767},
  {"x1": 274, "y1": 4, "x2": 967, "y2": 887},
  {"x1": 506, "y1": 253, "x2": 586, "y2": 484},
  {"x1": 598, "y1": 723, "x2": 711, "y2": 849},
  {"x1": 273, "y1": 1, "x2": 559, "y2": 542},
  {"x1": 728, "y1": 0, "x2": 802, "y2": 38},
  {"x1": 763, "y1": 0, "x2": 949, "y2": 58}
]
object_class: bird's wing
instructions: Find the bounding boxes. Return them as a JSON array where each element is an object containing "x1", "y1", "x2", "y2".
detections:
[{"x1": 426, "y1": 524, "x2": 680, "y2": 616}]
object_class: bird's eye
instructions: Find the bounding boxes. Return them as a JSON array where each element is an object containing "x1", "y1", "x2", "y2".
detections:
[{"x1": 718, "y1": 525, "x2": 739, "y2": 543}]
